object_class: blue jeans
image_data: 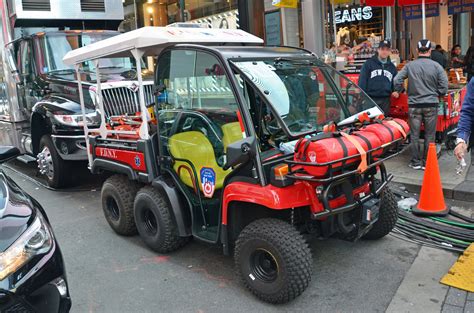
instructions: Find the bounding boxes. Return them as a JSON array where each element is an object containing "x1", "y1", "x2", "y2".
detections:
[{"x1": 408, "y1": 107, "x2": 437, "y2": 165}]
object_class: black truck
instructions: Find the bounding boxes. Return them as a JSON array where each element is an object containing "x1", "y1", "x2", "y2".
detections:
[{"x1": 0, "y1": 0, "x2": 152, "y2": 187}]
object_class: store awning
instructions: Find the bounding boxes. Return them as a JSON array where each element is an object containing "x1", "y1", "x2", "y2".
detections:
[{"x1": 364, "y1": 0, "x2": 440, "y2": 5}]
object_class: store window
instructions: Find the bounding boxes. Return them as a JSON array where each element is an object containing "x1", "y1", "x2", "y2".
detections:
[
  {"x1": 322, "y1": 1, "x2": 401, "y2": 76},
  {"x1": 137, "y1": 0, "x2": 239, "y2": 29}
]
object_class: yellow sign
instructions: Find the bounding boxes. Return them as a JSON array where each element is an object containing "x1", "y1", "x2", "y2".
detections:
[
  {"x1": 331, "y1": 0, "x2": 352, "y2": 4},
  {"x1": 272, "y1": 0, "x2": 298, "y2": 8}
]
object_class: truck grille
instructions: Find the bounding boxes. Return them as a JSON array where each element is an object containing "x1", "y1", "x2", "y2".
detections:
[{"x1": 101, "y1": 85, "x2": 154, "y2": 117}]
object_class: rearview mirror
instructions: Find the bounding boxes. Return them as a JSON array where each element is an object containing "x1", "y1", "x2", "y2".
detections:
[
  {"x1": 0, "y1": 146, "x2": 20, "y2": 163},
  {"x1": 153, "y1": 83, "x2": 166, "y2": 96},
  {"x1": 223, "y1": 136, "x2": 257, "y2": 170}
]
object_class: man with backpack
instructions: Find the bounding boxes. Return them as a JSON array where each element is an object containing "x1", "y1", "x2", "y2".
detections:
[
  {"x1": 358, "y1": 40, "x2": 398, "y2": 115},
  {"x1": 393, "y1": 39, "x2": 449, "y2": 170}
]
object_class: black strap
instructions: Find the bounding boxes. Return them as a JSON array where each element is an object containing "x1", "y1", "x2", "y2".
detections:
[
  {"x1": 378, "y1": 123, "x2": 395, "y2": 141},
  {"x1": 354, "y1": 133, "x2": 372, "y2": 151},
  {"x1": 335, "y1": 136, "x2": 348, "y2": 168}
]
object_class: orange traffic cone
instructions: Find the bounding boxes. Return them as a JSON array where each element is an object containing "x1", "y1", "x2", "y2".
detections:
[{"x1": 412, "y1": 143, "x2": 449, "y2": 216}]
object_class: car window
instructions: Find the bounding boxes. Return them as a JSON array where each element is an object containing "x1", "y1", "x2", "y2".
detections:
[{"x1": 156, "y1": 49, "x2": 243, "y2": 159}]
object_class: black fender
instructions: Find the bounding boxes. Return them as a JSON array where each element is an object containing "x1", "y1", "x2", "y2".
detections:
[
  {"x1": 151, "y1": 177, "x2": 191, "y2": 237},
  {"x1": 30, "y1": 111, "x2": 51, "y2": 155},
  {"x1": 31, "y1": 96, "x2": 89, "y2": 154}
]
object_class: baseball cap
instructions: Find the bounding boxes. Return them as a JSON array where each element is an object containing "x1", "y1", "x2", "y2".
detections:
[
  {"x1": 378, "y1": 40, "x2": 391, "y2": 49},
  {"x1": 417, "y1": 39, "x2": 432, "y2": 52}
]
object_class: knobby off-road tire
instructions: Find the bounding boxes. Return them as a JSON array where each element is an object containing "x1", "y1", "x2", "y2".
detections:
[
  {"x1": 101, "y1": 175, "x2": 140, "y2": 236},
  {"x1": 363, "y1": 186, "x2": 398, "y2": 240},
  {"x1": 38, "y1": 135, "x2": 69, "y2": 188},
  {"x1": 134, "y1": 186, "x2": 189, "y2": 253},
  {"x1": 234, "y1": 218, "x2": 313, "y2": 304}
]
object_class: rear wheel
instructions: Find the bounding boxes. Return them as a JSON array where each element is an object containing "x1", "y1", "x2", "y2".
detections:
[
  {"x1": 234, "y1": 218, "x2": 312, "y2": 304},
  {"x1": 37, "y1": 135, "x2": 69, "y2": 188},
  {"x1": 363, "y1": 186, "x2": 398, "y2": 240},
  {"x1": 134, "y1": 186, "x2": 189, "y2": 253},
  {"x1": 101, "y1": 175, "x2": 140, "y2": 236}
]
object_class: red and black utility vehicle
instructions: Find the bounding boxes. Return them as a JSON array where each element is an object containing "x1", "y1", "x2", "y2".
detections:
[{"x1": 63, "y1": 27, "x2": 409, "y2": 304}]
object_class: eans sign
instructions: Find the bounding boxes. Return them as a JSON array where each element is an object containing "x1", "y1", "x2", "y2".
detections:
[{"x1": 334, "y1": 6, "x2": 373, "y2": 24}]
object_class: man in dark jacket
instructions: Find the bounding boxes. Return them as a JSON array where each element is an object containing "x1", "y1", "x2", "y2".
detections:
[
  {"x1": 431, "y1": 44, "x2": 448, "y2": 69},
  {"x1": 393, "y1": 39, "x2": 449, "y2": 170},
  {"x1": 358, "y1": 40, "x2": 398, "y2": 115}
]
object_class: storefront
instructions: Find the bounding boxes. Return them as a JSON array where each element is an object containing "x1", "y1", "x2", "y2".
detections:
[{"x1": 121, "y1": 0, "x2": 239, "y2": 31}]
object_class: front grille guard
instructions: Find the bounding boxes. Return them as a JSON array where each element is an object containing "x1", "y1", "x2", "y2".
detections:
[
  {"x1": 101, "y1": 84, "x2": 154, "y2": 117},
  {"x1": 284, "y1": 137, "x2": 408, "y2": 184}
]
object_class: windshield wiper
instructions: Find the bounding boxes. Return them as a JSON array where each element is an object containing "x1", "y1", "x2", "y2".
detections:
[
  {"x1": 274, "y1": 57, "x2": 315, "y2": 66},
  {"x1": 98, "y1": 66, "x2": 130, "y2": 70},
  {"x1": 48, "y1": 68, "x2": 95, "y2": 75}
]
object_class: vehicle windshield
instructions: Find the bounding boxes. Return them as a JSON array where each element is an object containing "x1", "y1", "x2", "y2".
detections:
[
  {"x1": 232, "y1": 58, "x2": 379, "y2": 136},
  {"x1": 38, "y1": 33, "x2": 135, "y2": 75}
]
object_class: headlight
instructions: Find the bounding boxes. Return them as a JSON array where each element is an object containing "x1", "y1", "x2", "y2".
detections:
[
  {"x1": 0, "y1": 212, "x2": 53, "y2": 281},
  {"x1": 53, "y1": 111, "x2": 101, "y2": 127}
]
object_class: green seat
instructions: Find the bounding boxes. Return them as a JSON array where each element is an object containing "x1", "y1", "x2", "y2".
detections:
[
  {"x1": 221, "y1": 122, "x2": 243, "y2": 152},
  {"x1": 168, "y1": 131, "x2": 230, "y2": 192}
]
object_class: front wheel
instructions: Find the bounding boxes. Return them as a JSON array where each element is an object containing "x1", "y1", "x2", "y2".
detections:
[
  {"x1": 37, "y1": 135, "x2": 69, "y2": 188},
  {"x1": 234, "y1": 218, "x2": 313, "y2": 304},
  {"x1": 363, "y1": 187, "x2": 398, "y2": 240}
]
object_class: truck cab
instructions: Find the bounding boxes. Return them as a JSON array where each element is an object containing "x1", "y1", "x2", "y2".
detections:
[{"x1": 0, "y1": 0, "x2": 152, "y2": 187}]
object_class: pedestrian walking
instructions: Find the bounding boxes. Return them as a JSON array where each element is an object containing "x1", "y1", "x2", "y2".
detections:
[
  {"x1": 464, "y1": 45, "x2": 474, "y2": 82},
  {"x1": 431, "y1": 44, "x2": 448, "y2": 69},
  {"x1": 393, "y1": 39, "x2": 449, "y2": 170},
  {"x1": 454, "y1": 77, "x2": 474, "y2": 161},
  {"x1": 358, "y1": 39, "x2": 398, "y2": 115}
]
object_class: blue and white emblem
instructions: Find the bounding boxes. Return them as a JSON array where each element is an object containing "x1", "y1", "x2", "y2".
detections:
[{"x1": 200, "y1": 167, "x2": 216, "y2": 198}]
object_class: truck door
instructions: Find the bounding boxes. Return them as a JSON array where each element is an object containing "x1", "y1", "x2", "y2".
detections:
[
  {"x1": 17, "y1": 40, "x2": 37, "y2": 115},
  {"x1": 155, "y1": 49, "x2": 244, "y2": 242}
]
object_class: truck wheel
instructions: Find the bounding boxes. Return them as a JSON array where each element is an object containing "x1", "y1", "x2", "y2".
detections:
[
  {"x1": 234, "y1": 218, "x2": 312, "y2": 304},
  {"x1": 37, "y1": 135, "x2": 69, "y2": 188},
  {"x1": 101, "y1": 175, "x2": 140, "y2": 236},
  {"x1": 134, "y1": 186, "x2": 188, "y2": 253},
  {"x1": 363, "y1": 187, "x2": 398, "y2": 240}
]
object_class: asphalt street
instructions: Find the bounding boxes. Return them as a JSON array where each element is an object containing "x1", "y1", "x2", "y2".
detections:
[{"x1": 3, "y1": 161, "x2": 422, "y2": 313}]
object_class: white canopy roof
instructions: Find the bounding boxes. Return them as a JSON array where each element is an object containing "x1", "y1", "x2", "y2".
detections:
[{"x1": 63, "y1": 26, "x2": 264, "y2": 65}]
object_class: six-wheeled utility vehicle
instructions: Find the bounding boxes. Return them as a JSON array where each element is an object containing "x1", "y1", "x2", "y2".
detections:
[{"x1": 63, "y1": 27, "x2": 408, "y2": 303}]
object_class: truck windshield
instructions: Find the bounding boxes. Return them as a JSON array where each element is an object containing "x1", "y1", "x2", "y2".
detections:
[
  {"x1": 38, "y1": 33, "x2": 134, "y2": 75},
  {"x1": 233, "y1": 58, "x2": 379, "y2": 136}
]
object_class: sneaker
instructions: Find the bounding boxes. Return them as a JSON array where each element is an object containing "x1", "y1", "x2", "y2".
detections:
[
  {"x1": 408, "y1": 162, "x2": 422, "y2": 170},
  {"x1": 421, "y1": 161, "x2": 426, "y2": 170}
]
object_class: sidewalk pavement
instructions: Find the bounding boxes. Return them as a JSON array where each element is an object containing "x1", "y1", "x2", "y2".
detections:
[
  {"x1": 385, "y1": 148, "x2": 473, "y2": 200},
  {"x1": 386, "y1": 246, "x2": 474, "y2": 313}
]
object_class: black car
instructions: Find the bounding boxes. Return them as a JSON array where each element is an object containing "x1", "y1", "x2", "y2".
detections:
[{"x1": 0, "y1": 146, "x2": 71, "y2": 312}]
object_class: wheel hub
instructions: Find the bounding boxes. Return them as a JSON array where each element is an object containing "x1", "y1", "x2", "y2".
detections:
[
  {"x1": 37, "y1": 147, "x2": 54, "y2": 180},
  {"x1": 105, "y1": 197, "x2": 120, "y2": 221},
  {"x1": 143, "y1": 209, "x2": 158, "y2": 235},
  {"x1": 250, "y1": 248, "x2": 279, "y2": 283}
]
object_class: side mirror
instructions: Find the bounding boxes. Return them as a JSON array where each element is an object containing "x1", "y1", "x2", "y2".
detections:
[
  {"x1": 223, "y1": 136, "x2": 257, "y2": 170},
  {"x1": 0, "y1": 146, "x2": 20, "y2": 163},
  {"x1": 11, "y1": 70, "x2": 21, "y2": 85}
]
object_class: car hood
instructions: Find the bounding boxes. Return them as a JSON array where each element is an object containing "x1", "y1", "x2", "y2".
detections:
[{"x1": 0, "y1": 172, "x2": 35, "y2": 252}]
